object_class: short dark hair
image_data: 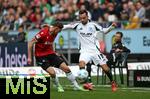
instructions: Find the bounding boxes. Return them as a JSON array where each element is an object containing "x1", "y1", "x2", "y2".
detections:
[
  {"x1": 52, "y1": 22, "x2": 64, "y2": 29},
  {"x1": 18, "y1": 25, "x2": 24, "y2": 29},
  {"x1": 137, "y1": 1, "x2": 143, "y2": 5},
  {"x1": 116, "y1": 31, "x2": 123, "y2": 38},
  {"x1": 79, "y1": 10, "x2": 88, "y2": 15}
]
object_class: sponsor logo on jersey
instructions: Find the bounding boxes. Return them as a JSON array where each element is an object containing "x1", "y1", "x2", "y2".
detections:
[{"x1": 80, "y1": 32, "x2": 92, "y2": 37}]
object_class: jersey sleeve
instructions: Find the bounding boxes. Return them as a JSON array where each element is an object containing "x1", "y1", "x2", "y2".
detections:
[
  {"x1": 35, "y1": 29, "x2": 47, "y2": 42},
  {"x1": 63, "y1": 22, "x2": 79, "y2": 30},
  {"x1": 93, "y1": 22, "x2": 114, "y2": 34}
]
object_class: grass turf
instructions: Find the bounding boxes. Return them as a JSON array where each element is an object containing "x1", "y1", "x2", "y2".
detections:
[
  {"x1": 50, "y1": 76, "x2": 150, "y2": 99},
  {"x1": 1, "y1": 75, "x2": 150, "y2": 99},
  {"x1": 51, "y1": 86, "x2": 150, "y2": 99}
]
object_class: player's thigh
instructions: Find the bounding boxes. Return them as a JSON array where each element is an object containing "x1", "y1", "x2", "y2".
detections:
[
  {"x1": 50, "y1": 54, "x2": 71, "y2": 73},
  {"x1": 92, "y1": 53, "x2": 108, "y2": 66},
  {"x1": 79, "y1": 53, "x2": 92, "y2": 64},
  {"x1": 36, "y1": 56, "x2": 52, "y2": 70}
]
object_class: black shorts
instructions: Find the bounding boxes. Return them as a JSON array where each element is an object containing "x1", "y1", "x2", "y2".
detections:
[{"x1": 36, "y1": 54, "x2": 64, "y2": 70}]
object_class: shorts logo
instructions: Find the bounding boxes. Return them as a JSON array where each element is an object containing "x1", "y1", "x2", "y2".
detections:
[{"x1": 42, "y1": 60, "x2": 46, "y2": 62}]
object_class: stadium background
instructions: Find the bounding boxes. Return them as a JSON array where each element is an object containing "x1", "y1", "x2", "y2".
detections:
[{"x1": 0, "y1": 0, "x2": 150, "y2": 99}]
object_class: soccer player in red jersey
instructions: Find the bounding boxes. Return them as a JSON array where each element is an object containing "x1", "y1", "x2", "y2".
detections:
[{"x1": 28, "y1": 22, "x2": 87, "y2": 92}]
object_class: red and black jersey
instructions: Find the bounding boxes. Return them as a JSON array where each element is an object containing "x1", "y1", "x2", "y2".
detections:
[{"x1": 34, "y1": 27, "x2": 57, "y2": 57}]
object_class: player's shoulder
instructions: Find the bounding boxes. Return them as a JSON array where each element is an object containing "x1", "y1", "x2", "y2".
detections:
[
  {"x1": 70, "y1": 21, "x2": 80, "y2": 26},
  {"x1": 88, "y1": 20, "x2": 99, "y2": 25},
  {"x1": 37, "y1": 28, "x2": 48, "y2": 36},
  {"x1": 89, "y1": 21, "x2": 103, "y2": 30},
  {"x1": 69, "y1": 21, "x2": 81, "y2": 29}
]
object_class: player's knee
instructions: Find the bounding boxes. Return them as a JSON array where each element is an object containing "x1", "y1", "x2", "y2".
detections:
[
  {"x1": 60, "y1": 62, "x2": 71, "y2": 73},
  {"x1": 79, "y1": 61, "x2": 86, "y2": 67},
  {"x1": 46, "y1": 67, "x2": 56, "y2": 76}
]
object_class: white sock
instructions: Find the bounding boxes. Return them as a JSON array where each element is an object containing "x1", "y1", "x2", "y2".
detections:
[
  {"x1": 51, "y1": 76, "x2": 61, "y2": 87},
  {"x1": 66, "y1": 72, "x2": 80, "y2": 88}
]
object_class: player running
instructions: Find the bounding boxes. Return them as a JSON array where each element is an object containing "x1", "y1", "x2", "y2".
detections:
[
  {"x1": 28, "y1": 22, "x2": 87, "y2": 92},
  {"x1": 63, "y1": 10, "x2": 117, "y2": 92}
]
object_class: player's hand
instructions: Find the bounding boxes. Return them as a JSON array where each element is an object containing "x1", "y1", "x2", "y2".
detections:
[
  {"x1": 112, "y1": 22, "x2": 117, "y2": 27},
  {"x1": 27, "y1": 58, "x2": 32, "y2": 65}
]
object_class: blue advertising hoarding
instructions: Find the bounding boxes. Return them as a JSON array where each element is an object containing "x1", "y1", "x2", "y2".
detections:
[
  {"x1": 27, "y1": 29, "x2": 79, "y2": 49},
  {"x1": 105, "y1": 28, "x2": 150, "y2": 54},
  {"x1": 27, "y1": 28, "x2": 150, "y2": 54}
]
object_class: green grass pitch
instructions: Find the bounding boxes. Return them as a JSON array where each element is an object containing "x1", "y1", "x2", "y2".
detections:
[{"x1": 50, "y1": 76, "x2": 150, "y2": 99}]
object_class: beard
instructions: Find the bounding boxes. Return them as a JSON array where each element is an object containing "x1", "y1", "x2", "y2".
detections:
[{"x1": 81, "y1": 21, "x2": 88, "y2": 25}]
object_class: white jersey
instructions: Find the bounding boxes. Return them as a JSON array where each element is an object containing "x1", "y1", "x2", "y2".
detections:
[{"x1": 64, "y1": 21, "x2": 113, "y2": 54}]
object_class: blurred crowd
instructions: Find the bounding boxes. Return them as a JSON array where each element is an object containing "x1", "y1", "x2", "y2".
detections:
[{"x1": 0, "y1": 0, "x2": 150, "y2": 31}]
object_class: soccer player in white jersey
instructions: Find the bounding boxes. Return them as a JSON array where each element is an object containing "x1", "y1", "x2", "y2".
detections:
[{"x1": 64, "y1": 10, "x2": 117, "y2": 92}]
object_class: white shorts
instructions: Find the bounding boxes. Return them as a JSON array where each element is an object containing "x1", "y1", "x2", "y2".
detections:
[{"x1": 79, "y1": 52, "x2": 108, "y2": 66}]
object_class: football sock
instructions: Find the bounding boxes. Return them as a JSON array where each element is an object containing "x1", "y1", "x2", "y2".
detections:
[
  {"x1": 86, "y1": 63, "x2": 92, "y2": 78},
  {"x1": 104, "y1": 70, "x2": 113, "y2": 82},
  {"x1": 51, "y1": 76, "x2": 61, "y2": 87},
  {"x1": 86, "y1": 63, "x2": 92, "y2": 82},
  {"x1": 66, "y1": 72, "x2": 79, "y2": 88}
]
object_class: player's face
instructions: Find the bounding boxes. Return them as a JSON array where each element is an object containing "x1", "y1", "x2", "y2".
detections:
[
  {"x1": 79, "y1": 13, "x2": 88, "y2": 25},
  {"x1": 115, "y1": 34, "x2": 122, "y2": 42}
]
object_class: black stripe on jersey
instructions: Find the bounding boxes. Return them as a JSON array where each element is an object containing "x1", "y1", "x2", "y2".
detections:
[
  {"x1": 96, "y1": 45, "x2": 101, "y2": 52},
  {"x1": 94, "y1": 24, "x2": 100, "y2": 31},
  {"x1": 73, "y1": 23, "x2": 80, "y2": 30}
]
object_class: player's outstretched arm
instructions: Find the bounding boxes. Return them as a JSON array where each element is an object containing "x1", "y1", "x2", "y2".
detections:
[
  {"x1": 94, "y1": 22, "x2": 117, "y2": 34},
  {"x1": 63, "y1": 22, "x2": 79, "y2": 30},
  {"x1": 28, "y1": 38, "x2": 37, "y2": 65},
  {"x1": 63, "y1": 24, "x2": 73, "y2": 30},
  {"x1": 103, "y1": 22, "x2": 117, "y2": 34}
]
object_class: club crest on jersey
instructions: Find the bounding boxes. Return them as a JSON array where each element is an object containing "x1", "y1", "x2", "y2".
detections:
[
  {"x1": 88, "y1": 27, "x2": 94, "y2": 32},
  {"x1": 79, "y1": 27, "x2": 82, "y2": 30}
]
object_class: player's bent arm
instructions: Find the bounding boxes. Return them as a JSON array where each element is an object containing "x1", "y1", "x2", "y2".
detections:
[
  {"x1": 63, "y1": 24, "x2": 73, "y2": 29},
  {"x1": 63, "y1": 22, "x2": 80, "y2": 30},
  {"x1": 102, "y1": 24, "x2": 115, "y2": 34},
  {"x1": 28, "y1": 38, "x2": 37, "y2": 61},
  {"x1": 93, "y1": 22, "x2": 116, "y2": 34}
]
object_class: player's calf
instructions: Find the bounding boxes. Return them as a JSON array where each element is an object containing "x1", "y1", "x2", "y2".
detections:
[
  {"x1": 46, "y1": 67, "x2": 64, "y2": 92},
  {"x1": 101, "y1": 64, "x2": 118, "y2": 92}
]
